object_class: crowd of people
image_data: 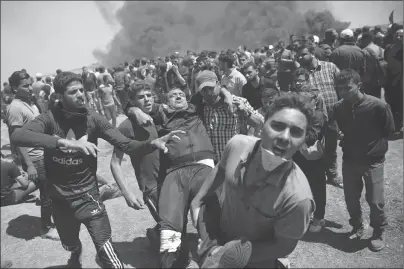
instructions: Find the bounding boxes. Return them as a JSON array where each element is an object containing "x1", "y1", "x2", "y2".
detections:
[{"x1": 0, "y1": 22, "x2": 402, "y2": 269}]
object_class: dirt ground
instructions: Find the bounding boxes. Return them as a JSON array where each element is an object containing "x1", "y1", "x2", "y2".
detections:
[{"x1": 1, "y1": 115, "x2": 403, "y2": 268}]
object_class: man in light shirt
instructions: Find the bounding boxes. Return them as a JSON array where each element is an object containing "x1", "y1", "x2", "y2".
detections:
[
  {"x1": 219, "y1": 51, "x2": 247, "y2": 97},
  {"x1": 191, "y1": 92, "x2": 315, "y2": 268}
]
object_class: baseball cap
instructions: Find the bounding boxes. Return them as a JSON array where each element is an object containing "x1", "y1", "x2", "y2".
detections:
[
  {"x1": 196, "y1": 70, "x2": 218, "y2": 92},
  {"x1": 268, "y1": 45, "x2": 274, "y2": 50},
  {"x1": 340, "y1": 29, "x2": 354, "y2": 39},
  {"x1": 36, "y1": 73, "x2": 43, "y2": 79}
]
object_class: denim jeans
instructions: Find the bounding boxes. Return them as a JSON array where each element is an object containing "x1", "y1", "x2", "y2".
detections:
[{"x1": 342, "y1": 161, "x2": 387, "y2": 231}]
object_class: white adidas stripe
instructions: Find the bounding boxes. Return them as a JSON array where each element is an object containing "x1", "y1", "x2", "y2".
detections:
[{"x1": 104, "y1": 240, "x2": 123, "y2": 268}]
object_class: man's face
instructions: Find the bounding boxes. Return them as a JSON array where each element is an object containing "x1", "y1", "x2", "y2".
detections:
[
  {"x1": 293, "y1": 40, "x2": 300, "y2": 50},
  {"x1": 261, "y1": 89, "x2": 278, "y2": 109},
  {"x1": 244, "y1": 65, "x2": 257, "y2": 82},
  {"x1": 237, "y1": 46, "x2": 243, "y2": 53},
  {"x1": 167, "y1": 89, "x2": 187, "y2": 110},
  {"x1": 15, "y1": 78, "x2": 33, "y2": 100},
  {"x1": 298, "y1": 48, "x2": 312, "y2": 66},
  {"x1": 335, "y1": 80, "x2": 361, "y2": 103},
  {"x1": 239, "y1": 56, "x2": 247, "y2": 67},
  {"x1": 219, "y1": 60, "x2": 226, "y2": 71},
  {"x1": 61, "y1": 80, "x2": 86, "y2": 111},
  {"x1": 133, "y1": 90, "x2": 154, "y2": 114},
  {"x1": 293, "y1": 74, "x2": 309, "y2": 92},
  {"x1": 200, "y1": 84, "x2": 220, "y2": 105},
  {"x1": 261, "y1": 108, "x2": 308, "y2": 160}
]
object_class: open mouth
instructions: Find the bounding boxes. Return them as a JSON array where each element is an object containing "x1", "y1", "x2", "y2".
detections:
[{"x1": 272, "y1": 145, "x2": 286, "y2": 157}]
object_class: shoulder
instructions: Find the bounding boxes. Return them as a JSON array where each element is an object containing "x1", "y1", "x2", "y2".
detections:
[
  {"x1": 282, "y1": 162, "x2": 314, "y2": 202},
  {"x1": 118, "y1": 119, "x2": 135, "y2": 137},
  {"x1": 227, "y1": 134, "x2": 259, "y2": 152}
]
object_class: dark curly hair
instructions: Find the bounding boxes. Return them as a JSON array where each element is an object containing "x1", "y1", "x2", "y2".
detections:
[
  {"x1": 218, "y1": 52, "x2": 235, "y2": 69},
  {"x1": 264, "y1": 92, "x2": 315, "y2": 133},
  {"x1": 53, "y1": 72, "x2": 82, "y2": 94},
  {"x1": 8, "y1": 71, "x2": 30, "y2": 89}
]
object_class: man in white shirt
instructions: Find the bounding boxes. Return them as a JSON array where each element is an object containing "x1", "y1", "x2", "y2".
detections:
[{"x1": 219, "y1": 51, "x2": 247, "y2": 97}]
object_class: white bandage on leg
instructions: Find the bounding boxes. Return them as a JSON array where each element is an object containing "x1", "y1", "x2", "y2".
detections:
[{"x1": 160, "y1": 230, "x2": 182, "y2": 253}]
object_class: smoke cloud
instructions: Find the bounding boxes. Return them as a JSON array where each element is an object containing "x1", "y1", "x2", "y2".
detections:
[{"x1": 93, "y1": 1, "x2": 350, "y2": 66}]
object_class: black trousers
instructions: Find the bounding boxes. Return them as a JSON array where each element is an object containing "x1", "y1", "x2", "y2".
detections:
[
  {"x1": 52, "y1": 188, "x2": 124, "y2": 268},
  {"x1": 293, "y1": 152, "x2": 326, "y2": 220}
]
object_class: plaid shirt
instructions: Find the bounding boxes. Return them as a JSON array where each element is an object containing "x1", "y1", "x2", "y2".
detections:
[
  {"x1": 308, "y1": 60, "x2": 340, "y2": 115},
  {"x1": 202, "y1": 95, "x2": 263, "y2": 160}
]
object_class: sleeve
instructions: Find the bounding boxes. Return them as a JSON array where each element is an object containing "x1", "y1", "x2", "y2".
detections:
[
  {"x1": 6, "y1": 105, "x2": 25, "y2": 127},
  {"x1": 117, "y1": 121, "x2": 135, "y2": 139},
  {"x1": 8, "y1": 162, "x2": 21, "y2": 179},
  {"x1": 381, "y1": 103, "x2": 395, "y2": 137},
  {"x1": 218, "y1": 135, "x2": 235, "y2": 169},
  {"x1": 95, "y1": 114, "x2": 155, "y2": 155},
  {"x1": 274, "y1": 198, "x2": 314, "y2": 240},
  {"x1": 10, "y1": 112, "x2": 59, "y2": 149},
  {"x1": 333, "y1": 62, "x2": 340, "y2": 79},
  {"x1": 242, "y1": 98, "x2": 265, "y2": 122}
]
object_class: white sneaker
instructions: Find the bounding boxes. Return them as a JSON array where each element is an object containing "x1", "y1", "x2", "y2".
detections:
[{"x1": 309, "y1": 218, "x2": 325, "y2": 233}]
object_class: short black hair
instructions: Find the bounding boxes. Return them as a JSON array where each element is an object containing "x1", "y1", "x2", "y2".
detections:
[
  {"x1": 99, "y1": 66, "x2": 106, "y2": 73},
  {"x1": 128, "y1": 82, "x2": 152, "y2": 100},
  {"x1": 264, "y1": 92, "x2": 315, "y2": 133},
  {"x1": 335, "y1": 69, "x2": 361, "y2": 86},
  {"x1": 218, "y1": 52, "x2": 235, "y2": 68},
  {"x1": 243, "y1": 61, "x2": 257, "y2": 70},
  {"x1": 53, "y1": 72, "x2": 83, "y2": 94},
  {"x1": 361, "y1": 31, "x2": 374, "y2": 43},
  {"x1": 56, "y1": 69, "x2": 62, "y2": 74},
  {"x1": 8, "y1": 71, "x2": 30, "y2": 88},
  {"x1": 292, "y1": 68, "x2": 310, "y2": 83}
]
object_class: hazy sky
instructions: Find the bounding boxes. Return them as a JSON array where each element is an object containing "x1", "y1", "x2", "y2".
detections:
[{"x1": 1, "y1": 1, "x2": 403, "y2": 82}]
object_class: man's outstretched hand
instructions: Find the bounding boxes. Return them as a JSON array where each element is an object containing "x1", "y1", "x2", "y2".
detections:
[
  {"x1": 57, "y1": 139, "x2": 100, "y2": 157},
  {"x1": 151, "y1": 130, "x2": 186, "y2": 153}
]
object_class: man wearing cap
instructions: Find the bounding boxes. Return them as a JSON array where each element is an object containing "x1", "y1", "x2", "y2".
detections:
[
  {"x1": 32, "y1": 73, "x2": 45, "y2": 104},
  {"x1": 330, "y1": 29, "x2": 367, "y2": 78},
  {"x1": 192, "y1": 70, "x2": 264, "y2": 161}
]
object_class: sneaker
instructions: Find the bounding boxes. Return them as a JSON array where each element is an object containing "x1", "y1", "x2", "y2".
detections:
[
  {"x1": 201, "y1": 239, "x2": 252, "y2": 268},
  {"x1": 309, "y1": 218, "x2": 325, "y2": 233},
  {"x1": 40, "y1": 227, "x2": 60, "y2": 241},
  {"x1": 369, "y1": 230, "x2": 385, "y2": 252},
  {"x1": 67, "y1": 248, "x2": 82, "y2": 268},
  {"x1": 277, "y1": 258, "x2": 291, "y2": 268},
  {"x1": 327, "y1": 176, "x2": 344, "y2": 188},
  {"x1": 349, "y1": 223, "x2": 365, "y2": 240},
  {"x1": 1, "y1": 260, "x2": 13, "y2": 268}
]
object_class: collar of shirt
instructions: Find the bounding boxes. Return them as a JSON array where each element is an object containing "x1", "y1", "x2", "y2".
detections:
[
  {"x1": 224, "y1": 67, "x2": 236, "y2": 77},
  {"x1": 240, "y1": 144, "x2": 293, "y2": 187},
  {"x1": 309, "y1": 59, "x2": 322, "y2": 72}
]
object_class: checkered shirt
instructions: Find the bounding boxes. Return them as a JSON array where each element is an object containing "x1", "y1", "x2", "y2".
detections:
[
  {"x1": 308, "y1": 61, "x2": 340, "y2": 115},
  {"x1": 202, "y1": 95, "x2": 263, "y2": 160}
]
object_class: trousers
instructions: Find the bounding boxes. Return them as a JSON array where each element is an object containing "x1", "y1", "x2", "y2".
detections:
[{"x1": 52, "y1": 188, "x2": 124, "y2": 268}]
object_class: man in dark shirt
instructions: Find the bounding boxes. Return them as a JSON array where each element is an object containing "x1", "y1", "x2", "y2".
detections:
[
  {"x1": 330, "y1": 29, "x2": 367, "y2": 78},
  {"x1": 10, "y1": 72, "x2": 184, "y2": 268},
  {"x1": 242, "y1": 62, "x2": 277, "y2": 110},
  {"x1": 110, "y1": 82, "x2": 162, "y2": 251},
  {"x1": 331, "y1": 69, "x2": 394, "y2": 252}
]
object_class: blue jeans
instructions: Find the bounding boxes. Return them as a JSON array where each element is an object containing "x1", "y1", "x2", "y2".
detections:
[{"x1": 342, "y1": 161, "x2": 387, "y2": 231}]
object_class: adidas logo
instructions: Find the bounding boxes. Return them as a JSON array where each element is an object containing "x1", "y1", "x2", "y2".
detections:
[
  {"x1": 54, "y1": 129, "x2": 88, "y2": 154},
  {"x1": 90, "y1": 209, "x2": 100, "y2": 215},
  {"x1": 52, "y1": 156, "x2": 83, "y2": 166}
]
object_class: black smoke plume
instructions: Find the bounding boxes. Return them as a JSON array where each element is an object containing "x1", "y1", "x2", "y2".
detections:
[{"x1": 93, "y1": 1, "x2": 350, "y2": 66}]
